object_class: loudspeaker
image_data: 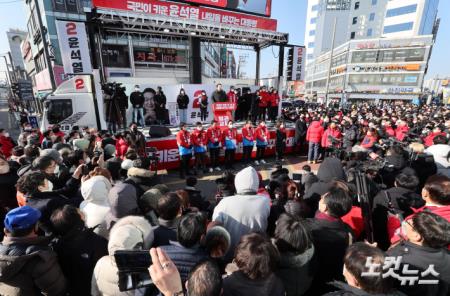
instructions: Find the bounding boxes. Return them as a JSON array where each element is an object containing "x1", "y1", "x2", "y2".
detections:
[{"x1": 148, "y1": 125, "x2": 171, "y2": 138}]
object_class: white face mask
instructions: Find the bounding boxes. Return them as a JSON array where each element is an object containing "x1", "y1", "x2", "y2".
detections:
[
  {"x1": 229, "y1": 124, "x2": 234, "y2": 129},
  {"x1": 85, "y1": 157, "x2": 91, "y2": 164},
  {"x1": 41, "y1": 179, "x2": 54, "y2": 192},
  {"x1": 4, "y1": 133, "x2": 9, "y2": 138},
  {"x1": 135, "y1": 88, "x2": 140, "y2": 92},
  {"x1": 197, "y1": 127, "x2": 202, "y2": 131},
  {"x1": 54, "y1": 164, "x2": 60, "y2": 175}
]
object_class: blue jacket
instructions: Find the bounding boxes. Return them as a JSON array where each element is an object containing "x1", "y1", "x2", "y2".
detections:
[{"x1": 160, "y1": 242, "x2": 209, "y2": 282}]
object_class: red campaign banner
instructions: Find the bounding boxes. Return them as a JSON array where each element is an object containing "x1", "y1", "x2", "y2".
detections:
[
  {"x1": 92, "y1": 0, "x2": 277, "y2": 31},
  {"x1": 145, "y1": 128, "x2": 295, "y2": 170}
]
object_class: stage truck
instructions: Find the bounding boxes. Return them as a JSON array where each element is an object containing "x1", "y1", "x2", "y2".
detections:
[{"x1": 41, "y1": 74, "x2": 297, "y2": 170}]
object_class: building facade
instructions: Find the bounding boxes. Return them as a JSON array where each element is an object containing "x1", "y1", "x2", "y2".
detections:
[{"x1": 305, "y1": 35, "x2": 433, "y2": 101}]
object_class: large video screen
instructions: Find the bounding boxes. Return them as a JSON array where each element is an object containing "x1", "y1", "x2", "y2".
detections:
[{"x1": 176, "y1": 0, "x2": 272, "y2": 16}]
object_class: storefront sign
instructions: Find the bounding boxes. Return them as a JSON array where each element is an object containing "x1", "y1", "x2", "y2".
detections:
[
  {"x1": 352, "y1": 64, "x2": 421, "y2": 72},
  {"x1": 55, "y1": 20, "x2": 92, "y2": 74},
  {"x1": 92, "y1": 0, "x2": 277, "y2": 31}
]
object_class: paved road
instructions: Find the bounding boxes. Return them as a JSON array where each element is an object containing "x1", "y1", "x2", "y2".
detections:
[{"x1": 0, "y1": 99, "x2": 21, "y2": 139}]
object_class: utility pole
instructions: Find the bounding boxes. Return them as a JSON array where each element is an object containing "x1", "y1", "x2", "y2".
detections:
[
  {"x1": 324, "y1": 18, "x2": 337, "y2": 106},
  {"x1": 34, "y1": 0, "x2": 56, "y2": 91}
]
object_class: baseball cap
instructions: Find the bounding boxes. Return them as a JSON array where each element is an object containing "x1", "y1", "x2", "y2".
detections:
[{"x1": 4, "y1": 206, "x2": 41, "y2": 232}]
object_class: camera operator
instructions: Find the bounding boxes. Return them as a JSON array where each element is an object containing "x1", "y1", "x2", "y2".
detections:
[{"x1": 342, "y1": 119, "x2": 357, "y2": 152}]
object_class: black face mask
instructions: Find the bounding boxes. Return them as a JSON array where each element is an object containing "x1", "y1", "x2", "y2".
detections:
[{"x1": 132, "y1": 128, "x2": 138, "y2": 133}]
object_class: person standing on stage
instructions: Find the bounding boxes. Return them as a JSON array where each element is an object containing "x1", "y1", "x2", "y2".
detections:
[
  {"x1": 176, "y1": 123, "x2": 192, "y2": 179},
  {"x1": 241, "y1": 120, "x2": 255, "y2": 164},
  {"x1": 269, "y1": 88, "x2": 279, "y2": 122},
  {"x1": 255, "y1": 120, "x2": 270, "y2": 165},
  {"x1": 222, "y1": 120, "x2": 238, "y2": 170},
  {"x1": 258, "y1": 86, "x2": 270, "y2": 121},
  {"x1": 177, "y1": 88, "x2": 189, "y2": 125},
  {"x1": 227, "y1": 86, "x2": 238, "y2": 104},
  {"x1": 191, "y1": 122, "x2": 208, "y2": 175},
  {"x1": 199, "y1": 90, "x2": 209, "y2": 122},
  {"x1": 275, "y1": 121, "x2": 287, "y2": 162},
  {"x1": 212, "y1": 83, "x2": 228, "y2": 103},
  {"x1": 207, "y1": 120, "x2": 222, "y2": 172}
]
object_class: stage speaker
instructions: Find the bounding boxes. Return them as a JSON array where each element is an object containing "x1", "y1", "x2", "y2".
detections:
[{"x1": 148, "y1": 125, "x2": 171, "y2": 138}]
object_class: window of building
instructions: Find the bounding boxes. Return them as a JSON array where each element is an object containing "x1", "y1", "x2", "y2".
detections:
[
  {"x1": 309, "y1": 30, "x2": 316, "y2": 36},
  {"x1": 383, "y1": 22, "x2": 414, "y2": 34},
  {"x1": 307, "y1": 54, "x2": 314, "y2": 60},
  {"x1": 352, "y1": 17, "x2": 358, "y2": 25},
  {"x1": 386, "y1": 4, "x2": 417, "y2": 18},
  {"x1": 311, "y1": 4, "x2": 319, "y2": 11},
  {"x1": 310, "y1": 17, "x2": 317, "y2": 24},
  {"x1": 367, "y1": 28, "x2": 373, "y2": 36},
  {"x1": 372, "y1": 0, "x2": 377, "y2": 5},
  {"x1": 354, "y1": 1, "x2": 360, "y2": 10},
  {"x1": 369, "y1": 13, "x2": 375, "y2": 21},
  {"x1": 308, "y1": 42, "x2": 315, "y2": 48},
  {"x1": 350, "y1": 32, "x2": 356, "y2": 39}
]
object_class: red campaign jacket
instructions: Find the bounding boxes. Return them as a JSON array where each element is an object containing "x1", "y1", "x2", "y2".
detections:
[
  {"x1": 259, "y1": 91, "x2": 270, "y2": 108},
  {"x1": 395, "y1": 125, "x2": 409, "y2": 141},
  {"x1": 177, "y1": 130, "x2": 191, "y2": 148},
  {"x1": 361, "y1": 135, "x2": 378, "y2": 149},
  {"x1": 424, "y1": 132, "x2": 446, "y2": 147},
  {"x1": 0, "y1": 136, "x2": 14, "y2": 159},
  {"x1": 321, "y1": 128, "x2": 342, "y2": 148},
  {"x1": 255, "y1": 126, "x2": 270, "y2": 142},
  {"x1": 306, "y1": 121, "x2": 324, "y2": 144},
  {"x1": 115, "y1": 138, "x2": 129, "y2": 159},
  {"x1": 191, "y1": 129, "x2": 208, "y2": 147},
  {"x1": 222, "y1": 127, "x2": 237, "y2": 144},
  {"x1": 384, "y1": 126, "x2": 395, "y2": 137},
  {"x1": 207, "y1": 127, "x2": 222, "y2": 145},
  {"x1": 242, "y1": 126, "x2": 255, "y2": 142},
  {"x1": 227, "y1": 91, "x2": 238, "y2": 104},
  {"x1": 270, "y1": 92, "x2": 279, "y2": 107}
]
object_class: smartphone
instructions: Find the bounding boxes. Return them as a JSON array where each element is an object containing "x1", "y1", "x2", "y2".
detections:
[{"x1": 114, "y1": 250, "x2": 153, "y2": 292}]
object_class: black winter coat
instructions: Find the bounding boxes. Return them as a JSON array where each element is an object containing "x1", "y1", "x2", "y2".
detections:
[
  {"x1": 52, "y1": 227, "x2": 108, "y2": 296},
  {"x1": 177, "y1": 94, "x2": 190, "y2": 109},
  {"x1": 152, "y1": 218, "x2": 179, "y2": 248},
  {"x1": 387, "y1": 241, "x2": 450, "y2": 296},
  {"x1": 223, "y1": 271, "x2": 285, "y2": 296},
  {"x1": 323, "y1": 281, "x2": 407, "y2": 296},
  {"x1": 130, "y1": 91, "x2": 145, "y2": 108},
  {"x1": 294, "y1": 119, "x2": 307, "y2": 143},
  {"x1": 343, "y1": 126, "x2": 357, "y2": 149},
  {"x1": 305, "y1": 217, "x2": 354, "y2": 295}
]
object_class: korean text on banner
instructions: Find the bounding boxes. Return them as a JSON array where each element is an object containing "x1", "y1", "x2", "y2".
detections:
[
  {"x1": 55, "y1": 20, "x2": 92, "y2": 75},
  {"x1": 92, "y1": 0, "x2": 277, "y2": 31}
]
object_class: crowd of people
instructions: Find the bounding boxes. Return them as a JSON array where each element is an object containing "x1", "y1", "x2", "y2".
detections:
[{"x1": 0, "y1": 101, "x2": 448, "y2": 296}]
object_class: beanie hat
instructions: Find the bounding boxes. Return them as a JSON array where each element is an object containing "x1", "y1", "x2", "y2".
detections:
[
  {"x1": 121, "y1": 159, "x2": 134, "y2": 171},
  {"x1": 4, "y1": 206, "x2": 41, "y2": 232},
  {"x1": 140, "y1": 188, "x2": 164, "y2": 211},
  {"x1": 104, "y1": 144, "x2": 116, "y2": 157}
]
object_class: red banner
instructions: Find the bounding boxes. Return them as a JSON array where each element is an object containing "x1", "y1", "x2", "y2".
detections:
[
  {"x1": 145, "y1": 128, "x2": 295, "y2": 170},
  {"x1": 92, "y1": 0, "x2": 277, "y2": 31},
  {"x1": 177, "y1": 0, "x2": 272, "y2": 17}
]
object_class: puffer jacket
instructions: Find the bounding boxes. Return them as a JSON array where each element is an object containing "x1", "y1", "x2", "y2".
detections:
[
  {"x1": 322, "y1": 128, "x2": 342, "y2": 148},
  {"x1": 276, "y1": 245, "x2": 316, "y2": 296},
  {"x1": 0, "y1": 236, "x2": 67, "y2": 296},
  {"x1": 80, "y1": 175, "x2": 112, "y2": 239},
  {"x1": 306, "y1": 121, "x2": 324, "y2": 144},
  {"x1": 91, "y1": 216, "x2": 154, "y2": 296}
]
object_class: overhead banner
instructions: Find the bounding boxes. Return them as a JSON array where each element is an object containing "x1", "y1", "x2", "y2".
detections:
[
  {"x1": 176, "y1": 0, "x2": 272, "y2": 17},
  {"x1": 55, "y1": 20, "x2": 92, "y2": 74},
  {"x1": 92, "y1": 0, "x2": 277, "y2": 31}
]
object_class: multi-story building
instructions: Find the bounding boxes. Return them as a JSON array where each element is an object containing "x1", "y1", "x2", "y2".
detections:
[
  {"x1": 305, "y1": 35, "x2": 433, "y2": 101},
  {"x1": 304, "y1": 0, "x2": 440, "y2": 101},
  {"x1": 6, "y1": 29, "x2": 28, "y2": 80}
]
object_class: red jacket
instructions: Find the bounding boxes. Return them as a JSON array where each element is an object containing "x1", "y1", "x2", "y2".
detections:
[
  {"x1": 115, "y1": 138, "x2": 129, "y2": 158},
  {"x1": 259, "y1": 91, "x2": 270, "y2": 108},
  {"x1": 270, "y1": 92, "x2": 279, "y2": 107},
  {"x1": 222, "y1": 127, "x2": 237, "y2": 144},
  {"x1": 206, "y1": 126, "x2": 222, "y2": 145},
  {"x1": 321, "y1": 128, "x2": 342, "y2": 148},
  {"x1": 242, "y1": 126, "x2": 255, "y2": 142},
  {"x1": 176, "y1": 130, "x2": 191, "y2": 148},
  {"x1": 227, "y1": 91, "x2": 238, "y2": 104},
  {"x1": 384, "y1": 126, "x2": 395, "y2": 137},
  {"x1": 0, "y1": 136, "x2": 14, "y2": 159},
  {"x1": 191, "y1": 129, "x2": 208, "y2": 147},
  {"x1": 306, "y1": 121, "x2": 324, "y2": 144},
  {"x1": 255, "y1": 125, "x2": 270, "y2": 143},
  {"x1": 395, "y1": 125, "x2": 409, "y2": 141},
  {"x1": 341, "y1": 206, "x2": 364, "y2": 240},
  {"x1": 424, "y1": 132, "x2": 446, "y2": 147},
  {"x1": 361, "y1": 135, "x2": 377, "y2": 149}
]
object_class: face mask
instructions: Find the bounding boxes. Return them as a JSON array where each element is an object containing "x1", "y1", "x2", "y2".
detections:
[
  {"x1": 0, "y1": 163, "x2": 10, "y2": 174},
  {"x1": 54, "y1": 164, "x2": 60, "y2": 174},
  {"x1": 229, "y1": 124, "x2": 234, "y2": 128},
  {"x1": 41, "y1": 180, "x2": 54, "y2": 192},
  {"x1": 85, "y1": 157, "x2": 91, "y2": 164},
  {"x1": 135, "y1": 88, "x2": 140, "y2": 92},
  {"x1": 4, "y1": 133, "x2": 9, "y2": 138},
  {"x1": 24, "y1": 128, "x2": 32, "y2": 132},
  {"x1": 132, "y1": 127, "x2": 138, "y2": 132}
]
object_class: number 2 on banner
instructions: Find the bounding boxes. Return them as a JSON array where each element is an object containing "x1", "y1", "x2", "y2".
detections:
[
  {"x1": 66, "y1": 22, "x2": 77, "y2": 35},
  {"x1": 75, "y1": 78, "x2": 85, "y2": 90}
]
